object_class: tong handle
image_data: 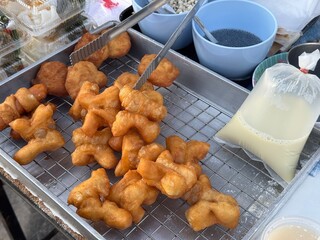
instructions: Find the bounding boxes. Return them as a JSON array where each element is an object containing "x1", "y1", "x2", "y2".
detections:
[{"x1": 70, "y1": 0, "x2": 169, "y2": 65}]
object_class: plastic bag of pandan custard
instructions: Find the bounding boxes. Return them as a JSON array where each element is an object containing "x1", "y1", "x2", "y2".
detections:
[{"x1": 214, "y1": 50, "x2": 320, "y2": 187}]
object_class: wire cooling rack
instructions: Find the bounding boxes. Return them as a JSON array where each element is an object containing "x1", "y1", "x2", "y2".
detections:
[{"x1": 1, "y1": 54, "x2": 319, "y2": 240}]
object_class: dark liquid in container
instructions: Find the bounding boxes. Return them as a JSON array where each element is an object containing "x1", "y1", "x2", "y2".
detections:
[{"x1": 209, "y1": 29, "x2": 262, "y2": 47}]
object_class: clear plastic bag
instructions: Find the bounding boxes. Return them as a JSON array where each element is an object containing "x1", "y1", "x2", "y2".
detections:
[{"x1": 215, "y1": 61, "x2": 320, "y2": 184}]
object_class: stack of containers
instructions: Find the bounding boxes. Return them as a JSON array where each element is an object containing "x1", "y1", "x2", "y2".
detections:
[
  {"x1": 0, "y1": 0, "x2": 91, "y2": 80},
  {"x1": 0, "y1": 9, "x2": 32, "y2": 80}
]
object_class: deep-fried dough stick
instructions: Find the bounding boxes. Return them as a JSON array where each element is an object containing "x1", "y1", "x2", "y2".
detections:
[
  {"x1": 166, "y1": 135, "x2": 210, "y2": 164},
  {"x1": 9, "y1": 103, "x2": 56, "y2": 141},
  {"x1": 137, "y1": 150, "x2": 198, "y2": 199},
  {"x1": 113, "y1": 72, "x2": 139, "y2": 89},
  {"x1": 9, "y1": 104, "x2": 65, "y2": 165},
  {"x1": 73, "y1": 32, "x2": 109, "y2": 68},
  {"x1": 166, "y1": 135, "x2": 210, "y2": 177},
  {"x1": 68, "y1": 168, "x2": 110, "y2": 208},
  {"x1": 14, "y1": 130, "x2": 65, "y2": 165},
  {"x1": 186, "y1": 200, "x2": 240, "y2": 231},
  {"x1": 111, "y1": 110, "x2": 160, "y2": 143},
  {"x1": 69, "y1": 82, "x2": 121, "y2": 136},
  {"x1": 138, "y1": 54, "x2": 180, "y2": 87},
  {"x1": 107, "y1": 31, "x2": 131, "y2": 59},
  {"x1": 137, "y1": 143, "x2": 165, "y2": 162},
  {"x1": 0, "y1": 84, "x2": 47, "y2": 131},
  {"x1": 184, "y1": 174, "x2": 240, "y2": 231},
  {"x1": 114, "y1": 130, "x2": 145, "y2": 177},
  {"x1": 80, "y1": 85, "x2": 120, "y2": 110},
  {"x1": 65, "y1": 61, "x2": 107, "y2": 100},
  {"x1": 108, "y1": 170, "x2": 158, "y2": 223},
  {"x1": 68, "y1": 168, "x2": 133, "y2": 230},
  {"x1": 112, "y1": 110, "x2": 160, "y2": 143},
  {"x1": 81, "y1": 108, "x2": 119, "y2": 136},
  {"x1": 77, "y1": 198, "x2": 133, "y2": 230},
  {"x1": 119, "y1": 85, "x2": 167, "y2": 121},
  {"x1": 69, "y1": 81, "x2": 99, "y2": 120},
  {"x1": 108, "y1": 135, "x2": 123, "y2": 152},
  {"x1": 113, "y1": 72, "x2": 153, "y2": 90},
  {"x1": 72, "y1": 128, "x2": 118, "y2": 169}
]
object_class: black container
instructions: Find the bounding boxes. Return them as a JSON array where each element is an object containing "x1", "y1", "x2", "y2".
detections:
[{"x1": 287, "y1": 42, "x2": 320, "y2": 77}]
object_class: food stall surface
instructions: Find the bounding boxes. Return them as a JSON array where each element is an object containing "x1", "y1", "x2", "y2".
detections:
[{"x1": 0, "y1": 6, "x2": 320, "y2": 240}]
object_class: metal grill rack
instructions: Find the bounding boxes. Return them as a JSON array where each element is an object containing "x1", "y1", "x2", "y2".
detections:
[{"x1": 1, "y1": 31, "x2": 320, "y2": 239}]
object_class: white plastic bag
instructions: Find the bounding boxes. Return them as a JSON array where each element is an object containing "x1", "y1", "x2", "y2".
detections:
[
  {"x1": 250, "y1": 0, "x2": 320, "y2": 32},
  {"x1": 215, "y1": 52, "x2": 320, "y2": 185},
  {"x1": 84, "y1": 0, "x2": 131, "y2": 27}
]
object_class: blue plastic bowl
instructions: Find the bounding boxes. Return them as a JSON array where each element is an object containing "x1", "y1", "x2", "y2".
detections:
[{"x1": 132, "y1": 0, "x2": 193, "y2": 50}]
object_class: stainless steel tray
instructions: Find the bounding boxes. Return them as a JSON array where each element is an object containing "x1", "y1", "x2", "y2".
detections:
[{"x1": 0, "y1": 28, "x2": 320, "y2": 240}]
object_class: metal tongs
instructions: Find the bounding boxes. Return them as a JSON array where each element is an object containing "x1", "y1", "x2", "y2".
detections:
[
  {"x1": 133, "y1": 0, "x2": 206, "y2": 89},
  {"x1": 69, "y1": 0, "x2": 169, "y2": 65}
]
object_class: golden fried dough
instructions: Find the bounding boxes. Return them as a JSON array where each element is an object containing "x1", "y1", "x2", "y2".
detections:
[
  {"x1": 14, "y1": 130, "x2": 65, "y2": 165},
  {"x1": 68, "y1": 81, "x2": 100, "y2": 120},
  {"x1": 9, "y1": 104, "x2": 65, "y2": 165},
  {"x1": 156, "y1": 150, "x2": 198, "y2": 191},
  {"x1": 67, "y1": 168, "x2": 132, "y2": 230},
  {"x1": 113, "y1": 72, "x2": 154, "y2": 90},
  {"x1": 65, "y1": 61, "x2": 107, "y2": 100},
  {"x1": 69, "y1": 82, "x2": 121, "y2": 136},
  {"x1": 73, "y1": 32, "x2": 109, "y2": 68},
  {"x1": 68, "y1": 168, "x2": 110, "y2": 207},
  {"x1": 137, "y1": 143, "x2": 165, "y2": 162},
  {"x1": 137, "y1": 150, "x2": 198, "y2": 198},
  {"x1": 0, "y1": 84, "x2": 47, "y2": 131},
  {"x1": 166, "y1": 135, "x2": 210, "y2": 164},
  {"x1": 9, "y1": 103, "x2": 56, "y2": 141},
  {"x1": 119, "y1": 85, "x2": 167, "y2": 121},
  {"x1": 112, "y1": 110, "x2": 160, "y2": 143},
  {"x1": 114, "y1": 130, "x2": 145, "y2": 177},
  {"x1": 80, "y1": 85, "x2": 120, "y2": 110},
  {"x1": 69, "y1": 82, "x2": 120, "y2": 123},
  {"x1": 107, "y1": 31, "x2": 131, "y2": 59},
  {"x1": 77, "y1": 198, "x2": 133, "y2": 230},
  {"x1": 72, "y1": 128, "x2": 118, "y2": 169},
  {"x1": 185, "y1": 199, "x2": 240, "y2": 231},
  {"x1": 108, "y1": 170, "x2": 158, "y2": 223},
  {"x1": 32, "y1": 61, "x2": 68, "y2": 97},
  {"x1": 138, "y1": 54, "x2": 180, "y2": 87},
  {"x1": 184, "y1": 174, "x2": 240, "y2": 231},
  {"x1": 138, "y1": 157, "x2": 187, "y2": 199},
  {"x1": 81, "y1": 108, "x2": 119, "y2": 136},
  {"x1": 108, "y1": 135, "x2": 123, "y2": 152},
  {"x1": 113, "y1": 72, "x2": 139, "y2": 89}
]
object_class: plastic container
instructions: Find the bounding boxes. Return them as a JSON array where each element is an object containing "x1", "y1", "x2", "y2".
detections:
[
  {"x1": 287, "y1": 42, "x2": 320, "y2": 77},
  {"x1": 0, "y1": 50, "x2": 33, "y2": 81},
  {"x1": 0, "y1": 10, "x2": 31, "y2": 58},
  {"x1": 0, "y1": 0, "x2": 87, "y2": 36},
  {"x1": 132, "y1": 0, "x2": 193, "y2": 50},
  {"x1": 22, "y1": 14, "x2": 91, "y2": 61},
  {"x1": 0, "y1": 10, "x2": 32, "y2": 80},
  {"x1": 261, "y1": 217, "x2": 320, "y2": 240}
]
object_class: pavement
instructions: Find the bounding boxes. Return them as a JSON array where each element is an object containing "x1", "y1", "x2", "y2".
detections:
[{"x1": 0, "y1": 182, "x2": 67, "y2": 240}]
